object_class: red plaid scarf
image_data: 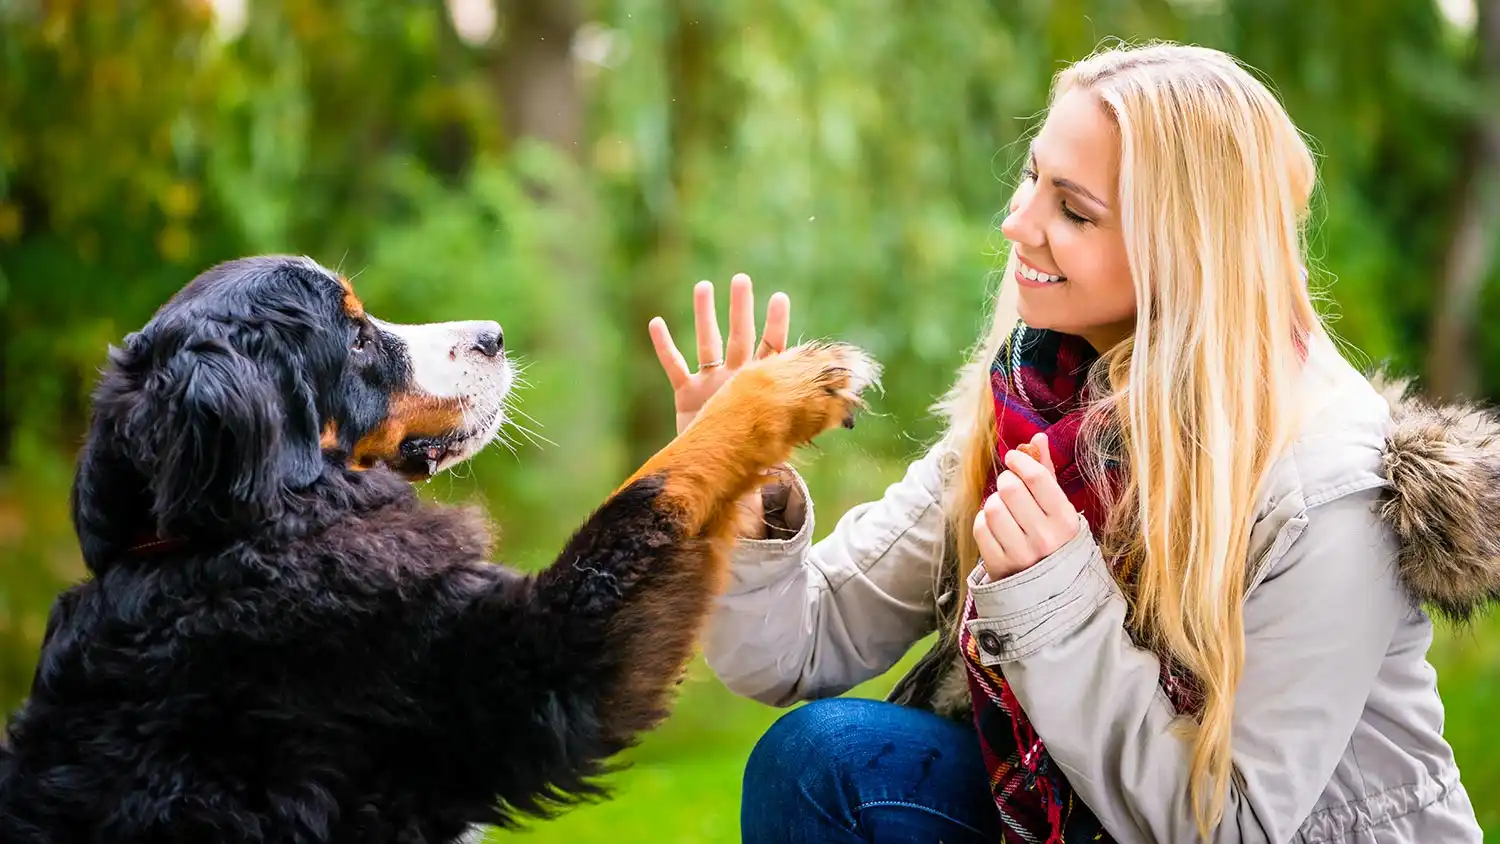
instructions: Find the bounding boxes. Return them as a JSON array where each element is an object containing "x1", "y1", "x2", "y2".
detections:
[{"x1": 957, "y1": 324, "x2": 1203, "y2": 843}]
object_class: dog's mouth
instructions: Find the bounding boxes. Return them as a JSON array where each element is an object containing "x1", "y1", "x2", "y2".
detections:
[
  {"x1": 344, "y1": 354, "x2": 514, "y2": 481},
  {"x1": 361, "y1": 317, "x2": 514, "y2": 481},
  {"x1": 396, "y1": 436, "x2": 461, "y2": 479},
  {"x1": 392, "y1": 395, "x2": 510, "y2": 480},
  {"x1": 391, "y1": 367, "x2": 513, "y2": 480}
]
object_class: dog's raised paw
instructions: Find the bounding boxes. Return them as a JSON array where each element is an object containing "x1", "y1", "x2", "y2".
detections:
[{"x1": 745, "y1": 340, "x2": 882, "y2": 445}]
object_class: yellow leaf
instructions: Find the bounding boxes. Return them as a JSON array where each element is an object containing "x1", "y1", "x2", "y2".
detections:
[
  {"x1": 160, "y1": 181, "x2": 200, "y2": 219},
  {"x1": 0, "y1": 203, "x2": 21, "y2": 242},
  {"x1": 76, "y1": 230, "x2": 99, "y2": 263},
  {"x1": 41, "y1": 9, "x2": 69, "y2": 46},
  {"x1": 157, "y1": 225, "x2": 193, "y2": 263},
  {"x1": 594, "y1": 134, "x2": 636, "y2": 177}
]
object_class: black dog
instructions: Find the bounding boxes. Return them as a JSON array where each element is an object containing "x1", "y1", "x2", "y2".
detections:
[{"x1": 0, "y1": 256, "x2": 877, "y2": 843}]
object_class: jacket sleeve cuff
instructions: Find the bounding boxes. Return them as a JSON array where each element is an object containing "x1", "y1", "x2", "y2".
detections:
[
  {"x1": 725, "y1": 467, "x2": 815, "y2": 593},
  {"x1": 963, "y1": 513, "x2": 1115, "y2": 665}
]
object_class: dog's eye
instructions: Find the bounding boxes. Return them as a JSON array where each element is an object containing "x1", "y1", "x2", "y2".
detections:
[{"x1": 352, "y1": 335, "x2": 369, "y2": 353}]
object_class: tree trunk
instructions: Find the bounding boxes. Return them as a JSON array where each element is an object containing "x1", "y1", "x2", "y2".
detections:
[
  {"x1": 490, "y1": 1, "x2": 620, "y2": 499},
  {"x1": 621, "y1": 0, "x2": 719, "y2": 468},
  {"x1": 1425, "y1": 0, "x2": 1500, "y2": 400},
  {"x1": 492, "y1": 0, "x2": 585, "y2": 159}
]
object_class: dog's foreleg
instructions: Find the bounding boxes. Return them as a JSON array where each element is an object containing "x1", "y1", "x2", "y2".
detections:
[{"x1": 526, "y1": 342, "x2": 879, "y2": 764}]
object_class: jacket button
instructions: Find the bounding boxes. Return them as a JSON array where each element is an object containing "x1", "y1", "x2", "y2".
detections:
[{"x1": 977, "y1": 630, "x2": 1007, "y2": 656}]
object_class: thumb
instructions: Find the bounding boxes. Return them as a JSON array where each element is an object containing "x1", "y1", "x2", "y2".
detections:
[{"x1": 1031, "y1": 432, "x2": 1055, "y2": 475}]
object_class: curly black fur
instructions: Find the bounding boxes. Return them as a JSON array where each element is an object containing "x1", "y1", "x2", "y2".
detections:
[{"x1": 0, "y1": 256, "x2": 726, "y2": 843}]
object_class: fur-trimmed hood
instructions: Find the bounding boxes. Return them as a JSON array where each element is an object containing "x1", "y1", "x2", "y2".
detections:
[{"x1": 1378, "y1": 380, "x2": 1500, "y2": 623}]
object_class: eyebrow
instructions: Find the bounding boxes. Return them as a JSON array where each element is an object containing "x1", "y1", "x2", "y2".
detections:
[{"x1": 1030, "y1": 151, "x2": 1110, "y2": 212}]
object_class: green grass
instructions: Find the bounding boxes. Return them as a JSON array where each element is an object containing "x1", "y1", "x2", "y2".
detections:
[
  {"x1": 483, "y1": 645, "x2": 927, "y2": 842},
  {"x1": 485, "y1": 616, "x2": 1500, "y2": 842}
]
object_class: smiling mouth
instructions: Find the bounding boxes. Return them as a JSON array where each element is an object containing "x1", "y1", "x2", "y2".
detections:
[
  {"x1": 1015, "y1": 268, "x2": 1067, "y2": 289},
  {"x1": 1008, "y1": 257, "x2": 1068, "y2": 290},
  {"x1": 1019, "y1": 265, "x2": 1065, "y2": 283}
]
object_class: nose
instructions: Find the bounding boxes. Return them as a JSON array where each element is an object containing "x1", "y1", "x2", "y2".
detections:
[
  {"x1": 1000, "y1": 184, "x2": 1045, "y2": 248},
  {"x1": 471, "y1": 322, "x2": 503, "y2": 357}
]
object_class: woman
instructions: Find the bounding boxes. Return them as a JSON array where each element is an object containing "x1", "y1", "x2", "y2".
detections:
[{"x1": 648, "y1": 43, "x2": 1492, "y2": 842}]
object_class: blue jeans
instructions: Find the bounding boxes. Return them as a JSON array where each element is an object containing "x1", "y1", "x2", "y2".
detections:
[{"x1": 741, "y1": 697, "x2": 1003, "y2": 843}]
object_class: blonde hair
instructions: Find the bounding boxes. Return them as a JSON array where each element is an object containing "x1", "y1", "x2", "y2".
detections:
[{"x1": 937, "y1": 42, "x2": 1325, "y2": 837}]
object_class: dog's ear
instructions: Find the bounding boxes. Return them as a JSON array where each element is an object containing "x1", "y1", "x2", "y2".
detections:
[{"x1": 127, "y1": 336, "x2": 324, "y2": 538}]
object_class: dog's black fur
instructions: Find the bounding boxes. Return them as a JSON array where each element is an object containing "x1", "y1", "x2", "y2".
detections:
[{"x1": 0, "y1": 256, "x2": 865, "y2": 843}]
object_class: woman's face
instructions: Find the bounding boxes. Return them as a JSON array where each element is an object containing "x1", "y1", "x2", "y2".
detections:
[{"x1": 1000, "y1": 88, "x2": 1136, "y2": 352}]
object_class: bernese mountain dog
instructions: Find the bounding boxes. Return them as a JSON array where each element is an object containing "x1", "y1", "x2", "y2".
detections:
[{"x1": 0, "y1": 255, "x2": 877, "y2": 843}]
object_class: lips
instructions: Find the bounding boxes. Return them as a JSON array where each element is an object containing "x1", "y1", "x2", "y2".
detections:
[{"x1": 1015, "y1": 255, "x2": 1067, "y2": 288}]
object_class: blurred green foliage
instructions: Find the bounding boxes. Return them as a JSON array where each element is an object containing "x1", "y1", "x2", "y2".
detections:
[{"x1": 1, "y1": 0, "x2": 1496, "y2": 839}]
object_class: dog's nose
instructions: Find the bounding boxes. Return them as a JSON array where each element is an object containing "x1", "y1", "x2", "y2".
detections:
[{"x1": 471, "y1": 323, "x2": 503, "y2": 358}]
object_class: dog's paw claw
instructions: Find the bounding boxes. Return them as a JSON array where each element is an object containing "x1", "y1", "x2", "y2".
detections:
[{"x1": 748, "y1": 341, "x2": 881, "y2": 444}]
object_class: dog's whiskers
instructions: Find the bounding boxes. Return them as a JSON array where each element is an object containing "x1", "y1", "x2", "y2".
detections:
[
  {"x1": 487, "y1": 368, "x2": 555, "y2": 451},
  {"x1": 507, "y1": 420, "x2": 554, "y2": 448},
  {"x1": 490, "y1": 425, "x2": 523, "y2": 462},
  {"x1": 501, "y1": 397, "x2": 555, "y2": 449},
  {"x1": 509, "y1": 422, "x2": 555, "y2": 450}
]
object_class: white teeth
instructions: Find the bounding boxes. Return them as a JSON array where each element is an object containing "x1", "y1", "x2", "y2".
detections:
[{"x1": 1021, "y1": 265, "x2": 1063, "y2": 283}]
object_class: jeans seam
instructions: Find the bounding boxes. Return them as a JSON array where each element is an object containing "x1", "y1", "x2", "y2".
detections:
[
  {"x1": 854, "y1": 799, "x2": 994, "y2": 839},
  {"x1": 795, "y1": 760, "x2": 857, "y2": 834}
]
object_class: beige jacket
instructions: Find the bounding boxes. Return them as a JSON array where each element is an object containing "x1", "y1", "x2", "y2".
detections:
[{"x1": 702, "y1": 344, "x2": 1491, "y2": 842}]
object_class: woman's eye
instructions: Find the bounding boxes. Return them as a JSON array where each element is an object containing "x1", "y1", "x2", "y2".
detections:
[
  {"x1": 1062, "y1": 204, "x2": 1092, "y2": 226},
  {"x1": 1020, "y1": 164, "x2": 1092, "y2": 227}
]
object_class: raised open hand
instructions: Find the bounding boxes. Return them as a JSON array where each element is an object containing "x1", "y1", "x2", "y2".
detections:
[{"x1": 649, "y1": 273, "x2": 792, "y2": 435}]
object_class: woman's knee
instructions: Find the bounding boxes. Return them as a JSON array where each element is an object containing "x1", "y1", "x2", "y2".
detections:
[
  {"x1": 746, "y1": 697, "x2": 948, "y2": 797},
  {"x1": 742, "y1": 698, "x2": 889, "y2": 840},
  {"x1": 741, "y1": 698, "x2": 998, "y2": 843},
  {"x1": 744, "y1": 697, "x2": 865, "y2": 794}
]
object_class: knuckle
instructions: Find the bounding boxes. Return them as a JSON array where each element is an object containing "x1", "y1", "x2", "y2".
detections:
[
  {"x1": 1049, "y1": 522, "x2": 1073, "y2": 547},
  {"x1": 973, "y1": 519, "x2": 993, "y2": 545},
  {"x1": 997, "y1": 482, "x2": 1029, "y2": 508},
  {"x1": 1015, "y1": 460, "x2": 1044, "y2": 482}
]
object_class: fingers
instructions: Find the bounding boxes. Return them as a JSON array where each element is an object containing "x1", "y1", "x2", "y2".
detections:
[
  {"x1": 994, "y1": 471, "x2": 1045, "y2": 543},
  {"x1": 984, "y1": 493, "x2": 1030, "y2": 559},
  {"x1": 649, "y1": 316, "x2": 691, "y2": 390},
  {"x1": 973, "y1": 508, "x2": 1008, "y2": 575},
  {"x1": 725, "y1": 273, "x2": 756, "y2": 367},
  {"x1": 758, "y1": 291, "x2": 791, "y2": 359},
  {"x1": 1031, "y1": 433, "x2": 1056, "y2": 475},
  {"x1": 690, "y1": 273, "x2": 791, "y2": 366},
  {"x1": 693, "y1": 280, "x2": 724, "y2": 368},
  {"x1": 1004, "y1": 443, "x2": 1071, "y2": 517}
]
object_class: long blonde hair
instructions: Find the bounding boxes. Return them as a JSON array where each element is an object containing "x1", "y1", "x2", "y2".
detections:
[{"x1": 938, "y1": 42, "x2": 1325, "y2": 837}]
